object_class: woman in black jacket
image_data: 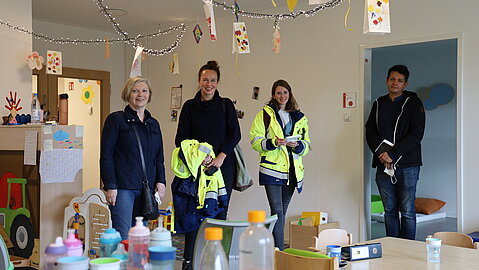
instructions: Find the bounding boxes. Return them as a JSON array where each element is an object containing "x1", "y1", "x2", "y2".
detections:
[
  {"x1": 100, "y1": 76, "x2": 166, "y2": 239},
  {"x1": 175, "y1": 60, "x2": 241, "y2": 270}
]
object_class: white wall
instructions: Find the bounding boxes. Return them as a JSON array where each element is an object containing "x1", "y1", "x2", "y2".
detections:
[
  {"x1": 130, "y1": 0, "x2": 479, "y2": 240},
  {"x1": 0, "y1": 0, "x2": 32, "y2": 117}
]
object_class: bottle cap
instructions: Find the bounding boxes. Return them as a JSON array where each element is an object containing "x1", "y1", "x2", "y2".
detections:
[
  {"x1": 426, "y1": 238, "x2": 442, "y2": 246},
  {"x1": 64, "y1": 229, "x2": 82, "y2": 247},
  {"x1": 111, "y1": 243, "x2": 128, "y2": 260},
  {"x1": 205, "y1": 227, "x2": 223, "y2": 241},
  {"x1": 59, "y1": 93, "x2": 69, "y2": 100},
  {"x1": 248, "y1": 210, "x2": 266, "y2": 223},
  {"x1": 128, "y1": 216, "x2": 150, "y2": 237},
  {"x1": 45, "y1": 236, "x2": 68, "y2": 255},
  {"x1": 100, "y1": 228, "x2": 122, "y2": 244},
  {"x1": 33, "y1": 93, "x2": 38, "y2": 97}
]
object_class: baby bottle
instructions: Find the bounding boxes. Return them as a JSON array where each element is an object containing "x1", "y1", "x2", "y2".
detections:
[
  {"x1": 100, "y1": 228, "x2": 122, "y2": 257},
  {"x1": 127, "y1": 216, "x2": 150, "y2": 270},
  {"x1": 63, "y1": 229, "x2": 83, "y2": 256},
  {"x1": 44, "y1": 236, "x2": 68, "y2": 270},
  {"x1": 150, "y1": 216, "x2": 172, "y2": 247}
]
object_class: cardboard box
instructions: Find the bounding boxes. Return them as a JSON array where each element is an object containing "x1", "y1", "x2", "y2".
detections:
[
  {"x1": 301, "y1": 211, "x2": 328, "y2": 225},
  {"x1": 289, "y1": 221, "x2": 339, "y2": 250}
]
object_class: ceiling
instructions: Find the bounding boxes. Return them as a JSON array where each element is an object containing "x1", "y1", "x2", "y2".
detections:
[{"x1": 32, "y1": 0, "x2": 325, "y2": 33}]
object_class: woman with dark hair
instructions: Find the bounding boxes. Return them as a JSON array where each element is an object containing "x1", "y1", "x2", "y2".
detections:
[
  {"x1": 249, "y1": 79, "x2": 311, "y2": 250},
  {"x1": 174, "y1": 60, "x2": 241, "y2": 270},
  {"x1": 100, "y1": 76, "x2": 166, "y2": 240}
]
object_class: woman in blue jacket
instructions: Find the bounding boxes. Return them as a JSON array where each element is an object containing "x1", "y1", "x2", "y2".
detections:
[{"x1": 100, "y1": 76, "x2": 166, "y2": 239}]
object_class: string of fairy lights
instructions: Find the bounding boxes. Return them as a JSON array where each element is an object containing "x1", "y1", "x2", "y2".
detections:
[{"x1": 1, "y1": 0, "x2": 344, "y2": 56}]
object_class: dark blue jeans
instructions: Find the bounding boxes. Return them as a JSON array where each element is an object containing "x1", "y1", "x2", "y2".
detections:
[
  {"x1": 109, "y1": 188, "x2": 143, "y2": 240},
  {"x1": 375, "y1": 166, "x2": 420, "y2": 240},
  {"x1": 265, "y1": 184, "x2": 295, "y2": 250}
]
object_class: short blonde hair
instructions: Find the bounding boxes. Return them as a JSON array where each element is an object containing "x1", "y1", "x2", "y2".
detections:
[{"x1": 121, "y1": 76, "x2": 153, "y2": 103}]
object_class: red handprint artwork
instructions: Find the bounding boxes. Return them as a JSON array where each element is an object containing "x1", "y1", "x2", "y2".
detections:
[{"x1": 5, "y1": 91, "x2": 23, "y2": 118}]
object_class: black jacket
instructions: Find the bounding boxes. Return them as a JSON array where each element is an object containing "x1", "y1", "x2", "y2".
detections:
[
  {"x1": 366, "y1": 90, "x2": 426, "y2": 168},
  {"x1": 100, "y1": 105, "x2": 166, "y2": 190},
  {"x1": 175, "y1": 90, "x2": 241, "y2": 168}
]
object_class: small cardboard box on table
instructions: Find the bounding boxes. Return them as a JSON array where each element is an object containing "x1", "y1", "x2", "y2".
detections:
[{"x1": 289, "y1": 217, "x2": 339, "y2": 251}]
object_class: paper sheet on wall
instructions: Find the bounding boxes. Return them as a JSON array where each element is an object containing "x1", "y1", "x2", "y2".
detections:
[
  {"x1": 24, "y1": 130, "x2": 38, "y2": 165},
  {"x1": 309, "y1": 0, "x2": 330, "y2": 4},
  {"x1": 40, "y1": 149, "x2": 82, "y2": 183},
  {"x1": 46, "y1": 50, "x2": 63, "y2": 75},
  {"x1": 203, "y1": 0, "x2": 217, "y2": 41},
  {"x1": 129, "y1": 46, "x2": 144, "y2": 77},
  {"x1": 363, "y1": 0, "x2": 390, "y2": 34}
]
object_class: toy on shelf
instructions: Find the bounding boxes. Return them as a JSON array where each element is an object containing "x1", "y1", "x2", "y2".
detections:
[
  {"x1": 63, "y1": 188, "x2": 111, "y2": 259},
  {"x1": 159, "y1": 202, "x2": 175, "y2": 233}
]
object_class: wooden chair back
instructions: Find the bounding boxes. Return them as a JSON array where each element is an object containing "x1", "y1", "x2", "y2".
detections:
[
  {"x1": 275, "y1": 249, "x2": 338, "y2": 270},
  {"x1": 433, "y1": 232, "x2": 474, "y2": 249},
  {"x1": 313, "y1": 229, "x2": 353, "y2": 252}
]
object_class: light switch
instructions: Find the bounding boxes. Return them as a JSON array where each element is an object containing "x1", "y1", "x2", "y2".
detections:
[{"x1": 343, "y1": 112, "x2": 351, "y2": 122}]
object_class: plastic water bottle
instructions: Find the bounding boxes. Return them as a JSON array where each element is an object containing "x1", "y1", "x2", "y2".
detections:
[
  {"x1": 150, "y1": 216, "x2": 172, "y2": 247},
  {"x1": 63, "y1": 229, "x2": 83, "y2": 256},
  {"x1": 198, "y1": 227, "x2": 228, "y2": 270},
  {"x1": 239, "y1": 210, "x2": 275, "y2": 270},
  {"x1": 31, "y1": 93, "x2": 41, "y2": 123},
  {"x1": 44, "y1": 236, "x2": 68, "y2": 270},
  {"x1": 100, "y1": 228, "x2": 122, "y2": 257},
  {"x1": 127, "y1": 216, "x2": 150, "y2": 270}
]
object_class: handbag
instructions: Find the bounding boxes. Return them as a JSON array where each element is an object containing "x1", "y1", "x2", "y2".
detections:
[
  {"x1": 233, "y1": 144, "x2": 253, "y2": 192},
  {"x1": 131, "y1": 124, "x2": 159, "y2": 220}
]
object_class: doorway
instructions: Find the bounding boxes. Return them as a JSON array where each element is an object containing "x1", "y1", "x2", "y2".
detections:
[
  {"x1": 33, "y1": 67, "x2": 110, "y2": 191},
  {"x1": 361, "y1": 36, "x2": 461, "y2": 241}
]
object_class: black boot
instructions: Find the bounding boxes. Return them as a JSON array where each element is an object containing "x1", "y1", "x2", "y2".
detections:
[{"x1": 182, "y1": 260, "x2": 193, "y2": 270}]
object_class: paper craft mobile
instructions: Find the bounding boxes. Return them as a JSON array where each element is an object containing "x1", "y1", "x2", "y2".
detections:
[
  {"x1": 272, "y1": 28, "x2": 281, "y2": 54},
  {"x1": 193, "y1": 24, "x2": 203, "y2": 44},
  {"x1": 232, "y1": 22, "x2": 250, "y2": 54},
  {"x1": 203, "y1": 0, "x2": 217, "y2": 41},
  {"x1": 169, "y1": 53, "x2": 180, "y2": 74},
  {"x1": 364, "y1": 0, "x2": 390, "y2": 34},
  {"x1": 130, "y1": 46, "x2": 144, "y2": 77},
  {"x1": 46, "y1": 50, "x2": 62, "y2": 75},
  {"x1": 26, "y1": 51, "x2": 44, "y2": 70}
]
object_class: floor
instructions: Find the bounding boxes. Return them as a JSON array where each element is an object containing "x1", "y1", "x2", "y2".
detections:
[{"x1": 371, "y1": 217, "x2": 457, "y2": 241}]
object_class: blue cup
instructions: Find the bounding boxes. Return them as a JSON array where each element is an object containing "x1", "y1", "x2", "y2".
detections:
[
  {"x1": 326, "y1": 245, "x2": 341, "y2": 261},
  {"x1": 149, "y1": 246, "x2": 176, "y2": 270}
]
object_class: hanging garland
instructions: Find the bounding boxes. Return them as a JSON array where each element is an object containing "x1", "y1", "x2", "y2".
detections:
[{"x1": 212, "y1": 0, "x2": 344, "y2": 22}]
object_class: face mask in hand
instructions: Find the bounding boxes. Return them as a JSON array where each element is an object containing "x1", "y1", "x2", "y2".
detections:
[{"x1": 384, "y1": 166, "x2": 395, "y2": 177}]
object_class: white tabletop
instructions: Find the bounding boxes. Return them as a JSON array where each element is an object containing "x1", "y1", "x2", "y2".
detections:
[{"x1": 344, "y1": 237, "x2": 479, "y2": 270}]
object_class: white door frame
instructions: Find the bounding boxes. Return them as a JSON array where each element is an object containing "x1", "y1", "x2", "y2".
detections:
[{"x1": 358, "y1": 33, "x2": 463, "y2": 241}]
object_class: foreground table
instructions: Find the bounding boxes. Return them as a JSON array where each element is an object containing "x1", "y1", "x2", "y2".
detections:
[{"x1": 344, "y1": 237, "x2": 479, "y2": 269}]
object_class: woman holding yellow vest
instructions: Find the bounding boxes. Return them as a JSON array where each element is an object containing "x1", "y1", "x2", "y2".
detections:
[{"x1": 249, "y1": 79, "x2": 310, "y2": 250}]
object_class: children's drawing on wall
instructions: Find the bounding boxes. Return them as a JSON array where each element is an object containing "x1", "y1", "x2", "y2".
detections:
[
  {"x1": 364, "y1": 0, "x2": 391, "y2": 34},
  {"x1": 252, "y1": 86, "x2": 260, "y2": 100},
  {"x1": 170, "y1": 85, "x2": 182, "y2": 109},
  {"x1": 26, "y1": 51, "x2": 44, "y2": 70},
  {"x1": 4, "y1": 91, "x2": 23, "y2": 124},
  {"x1": 46, "y1": 50, "x2": 62, "y2": 75},
  {"x1": 81, "y1": 86, "x2": 95, "y2": 104},
  {"x1": 171, "y1": 110, "x2": 178, "y2": 122}
]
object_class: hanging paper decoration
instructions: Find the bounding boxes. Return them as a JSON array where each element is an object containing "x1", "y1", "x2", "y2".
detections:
[
  {"x1": 271, "y1": 0, "x2": 277, "y2": 7},
  {"x1": 129, "y1": 46, "x2": 144, "y2": 78},
  {"x1": 46, "y1": 50, "x2": 62, "y2": 75},
  {"x1": 193, "y1": 24, "x2": 203, "y2": 44},
  {"x1": 169, "y1": 53, "x2": 180, "y2": 74},
  {"x1": 26, "y1": 51, "x2": 44, "y2": 70},
  {"x1": 232, "y1": 22, "x2": 250, "y2": 54},
  {"x1": 272, "y1": 28, "x2": 281, "y2": 54},
  {"x1": 105, "y1": 37, "x2": 110, "y2": 59},
  {"x1": 309, "y1": 0, "x2": 329, "y2": 4},
  {"x1": 203, "y1": 0, "x2": 217, "y2": 41},
  {"x1": 287, "y1": 0, "x2": 299, "y2": 12},
  {"x1": 363, "y1": 0, "x2": 390, "y2": 34},
  {"x1": 81, "y1": 86, "x2": 95, "y2": 104}
]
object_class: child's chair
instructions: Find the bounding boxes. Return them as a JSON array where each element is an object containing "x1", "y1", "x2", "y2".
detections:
[
  {"x1": 311, "y1": 228, "x2": 352, "y2": 252},
  {"x1": 433, "y1": 232, "x2": 478, "y2": 249}
]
